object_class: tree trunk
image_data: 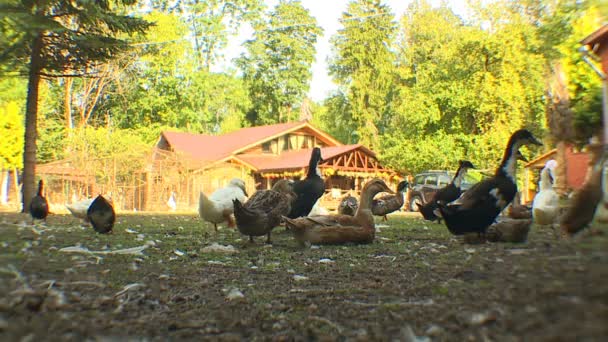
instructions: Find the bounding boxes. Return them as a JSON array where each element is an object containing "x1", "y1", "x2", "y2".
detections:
[
  {"x1": 64, "y1": 77, "x2": 73, "y2": 131},
  {"x1": 547, "y1": 62, "x2": 574, "y2": 197},
  {"x1": 554, "y1": 141, "x2": 568, "y2": 196},
  {"x1": 21, "y1": 33, "x2": 44, "y2": 213},
  {"x1": 0, "y1": 169, "x2": 8, "y2": 205}
]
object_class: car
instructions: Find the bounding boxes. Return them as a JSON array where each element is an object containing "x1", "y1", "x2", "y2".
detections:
[{"x1": 407, "y1": 170, "x2": 477, "y2": 212}]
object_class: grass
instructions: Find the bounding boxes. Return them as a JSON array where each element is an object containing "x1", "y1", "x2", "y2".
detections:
[{"x1": 0, "y1": 211, "x2": 607, "y2": 341}]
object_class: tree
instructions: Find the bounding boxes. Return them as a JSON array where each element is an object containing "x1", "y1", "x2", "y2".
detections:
[
  {"x1": 0, "y1": 78, "x2": 26, "y2": 205},
  {"x1": 180, "y1": 0, "x2": 264, "y2": 71},
  {"x1": 237, "y1": 0, "x2": 323, "y2": 125},
  {"x1": 514, "y1": 0, "x2": 603, "y2": 194},
  {"x1": 0, "y1": 0, "x2": 151, "y2": 211},
  {"x1": 328, "y1": 0, "x2": 397, "y2": 149},
  {"x1": 380, "y1": 0, "x2": 546, "y2": 174},
  {"x1": 314, "y1": 92, "x2": 357, "y2": 144}
]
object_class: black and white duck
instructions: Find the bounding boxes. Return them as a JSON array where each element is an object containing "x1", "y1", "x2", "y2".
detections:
[
  {"x1": 87, "y1": 195, "x2": 116, "y2": 234},
  {"x1": 233, "y1": 179, "x2": 295, "y2": 244},
  {"x1": 437, "y1": 129, "x2": 542, "y2": 237},
  {"x1": 29, "y1": 180, "x2": 49, "y2": 223},
  {"x1": 417, "y1": 160, "x2": 475, "y2": 223},
  {"x1": 371, "y1": 180, "x2": 409, "y2": 221},
  {"x1": 287, "y1": 147, "x2": 325, "y2": 219}
]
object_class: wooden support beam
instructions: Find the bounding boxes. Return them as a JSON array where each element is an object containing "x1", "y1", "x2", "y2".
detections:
[{"x1": 346, "y1": 153, "x2": 354, "y2": 167}]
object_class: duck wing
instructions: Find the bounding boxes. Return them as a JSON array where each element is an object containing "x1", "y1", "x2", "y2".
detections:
[
  {"x1": 246, "y1": 190, "x2": 291, "y2": 216},
  {"x1": 439, "y1": 177, "x2": 516, "y2": 235},
  {"x1": 448, "y1": 178, "x2": 515, "y2": 211}
]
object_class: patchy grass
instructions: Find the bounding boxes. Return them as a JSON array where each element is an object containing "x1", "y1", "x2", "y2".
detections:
[{"x1": 0, "y1": 211, "x2": 607, "y2": 341}]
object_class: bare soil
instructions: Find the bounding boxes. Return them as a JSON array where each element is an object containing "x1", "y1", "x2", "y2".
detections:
[{"x1": 0, "y1": 211, "x2": 607, "y2": 341}]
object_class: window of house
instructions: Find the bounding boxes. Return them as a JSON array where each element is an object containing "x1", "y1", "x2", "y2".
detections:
[{"x1": 262, "y1": 141, "x2": 271, "y2": 153}]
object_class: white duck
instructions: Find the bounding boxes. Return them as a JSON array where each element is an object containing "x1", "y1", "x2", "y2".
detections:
[
  {"x1": 308, "y1": 199, "x2": 329, "y2": 216},
  {"x1": 199, "y1": 178, "x2": 248, "y2": 231},
  {"x1": 532, "y1": 167, "x2": 559, "y2": 225},
  {"x1": 66, "y1": 198, "x2": 95, "y2": 223}
]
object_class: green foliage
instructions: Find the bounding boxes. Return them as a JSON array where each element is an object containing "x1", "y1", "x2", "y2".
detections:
[
  {"x1": 329, "y1": 0, "x2": 397, "y2": 149},
  {"x1": 180, "y1": 0, "x2": 264, "y2": 70},
  {"x1": 97, "y1": 12, "x2": 251, "y2": 134},
  {"x1": 380, "y1": 1, "x2": 546, "y2": 174},
  {"x1": 65, "y1": 127, "x2": 150, "y2": 183},
  {"x1": 556, "y1": 4, "x2": 603, "y2": 142},
  {"x1": 237, "y1": 0, "x2": 323, "y2": 125},
  {"x1": 0, "y1": 101, "x2": 24, "y2": 169},
  {"x1": 0, "y1": 0, "x2": 152, "y2": 75},
  {"x1": 314, "y1": 92, "x2": 357, "y2": 144}
]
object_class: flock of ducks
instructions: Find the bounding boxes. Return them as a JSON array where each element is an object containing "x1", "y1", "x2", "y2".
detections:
[
  {"x1": 28, "y1": 128, "x2": 605, "y2": 245},
  {"x1": 437, "y1": 129, "x2": 542, "y2": 238},
  {"x1": 30, "y1": 188, "x2": 115, "y2": 234}
]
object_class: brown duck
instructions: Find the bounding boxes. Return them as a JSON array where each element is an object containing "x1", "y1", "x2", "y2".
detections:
[
  {"x1": 561, "y1": 142, "x2": 605, "y2": 235},
  {"x1": 283, "y1": 178, "x2": 393, "y2": 245},
  {"x1": 371, "y1": 180, "x2": 408, "y2": 221},
  {"x1": 233, "y1": 180, "x2": 295, "y2": 243}
]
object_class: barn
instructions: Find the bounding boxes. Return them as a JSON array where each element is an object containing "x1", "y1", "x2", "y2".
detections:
[{"x1": 146, "y1": 121, "x2": 401, "y2": 211}]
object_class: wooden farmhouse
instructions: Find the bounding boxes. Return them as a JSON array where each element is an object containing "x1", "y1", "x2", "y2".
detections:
[{"x1": 147, "y1": 121, "x2": 400, "y2": 211}]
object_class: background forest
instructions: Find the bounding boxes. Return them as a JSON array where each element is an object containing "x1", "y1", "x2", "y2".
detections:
[{"x1": 0, "y1": 0, "x2": 606, "y2": 196}]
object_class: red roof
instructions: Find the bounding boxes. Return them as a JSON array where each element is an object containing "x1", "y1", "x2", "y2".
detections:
[
  {"x1": 160, "y1": 121, "x2": 341, "y2": 164},
  {"x1": 236, "y1": 145, "x2": 374, "y2": 171}
]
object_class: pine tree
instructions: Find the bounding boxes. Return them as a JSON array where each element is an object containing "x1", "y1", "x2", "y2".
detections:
[{"x1": 0, "y1": 0, "x2": 151, "y2": 211}]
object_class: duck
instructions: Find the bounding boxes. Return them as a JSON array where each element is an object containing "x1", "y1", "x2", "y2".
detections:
[
  {"x1": 417, "y1": 160, "x2": 475, "y2": 222},
  {"x1": 371, "y1": 180, "x2": 409, "y2": 221},
  {"x1": 66, "y1": 198, "x2": 95, "y2": 222},
  {"x1": 233, "y1": 179, "x2": 295, "y2": 243},
  {"x1": 308, "y1": 199, "x2": 329, "y2": 216},
  {"x1": 282, "y1": 178, "x2": 393, "y2": 246},
  {"x1": 532, "y1": 167, "x2": 559, "y2": 225},
  {"x1": 437, "y1": 129, "x2": 542, "y2": 237},
  {"x1": 167, "y1": 191, "x2": 177, "y2": 212},
  {"x1": 87, "y1": 195, "x2": 115, "y2": 234},
  {"x1": 508, "y1": 192, "x2": 533, "y2": 219},
  {"x1": 287, "y1": 147, "x2": 325, "y2": 218},
  {"x1": 338, "y1": 193, "x2": 358, "y2": 216},
  {"x1": 199, "y1": 178, "x2": 248, "y2": 231},
  {"x1": 561, "y1": 142, "x2": 605, "y2": 235},
  {"x1": 486, "y1": 218, "x2": 532, "y2": 243},
  {"x1": 29, "y1": 180, "x2": 49, "y2": 223},
  {"x1": 506, "y1": 152, "x2": 534, "y2": 219}
]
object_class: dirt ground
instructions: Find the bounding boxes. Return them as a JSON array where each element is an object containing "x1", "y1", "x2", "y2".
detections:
[{"x1": 0, "y1": 210, "x2": 606, "y2": 341}]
